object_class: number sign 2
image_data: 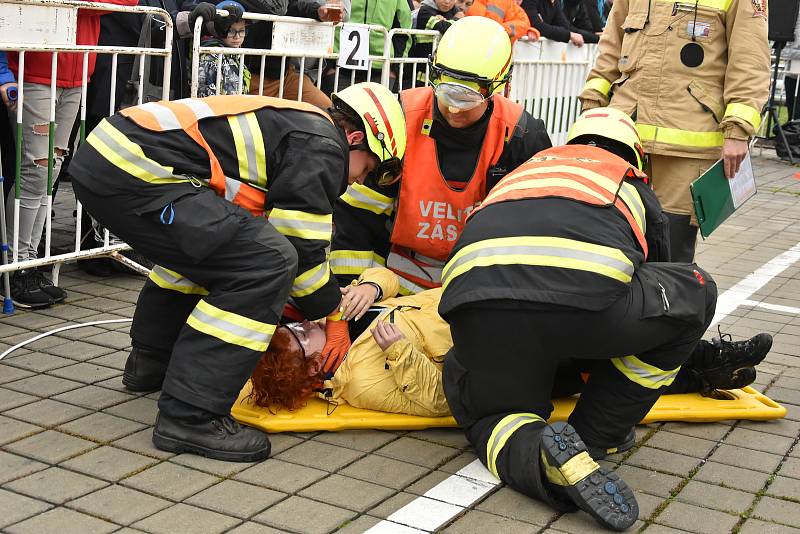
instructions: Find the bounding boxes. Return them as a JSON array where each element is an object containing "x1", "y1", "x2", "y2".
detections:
[{"x1": 337, "y1": 24, "x2": 370, "y2": 71}]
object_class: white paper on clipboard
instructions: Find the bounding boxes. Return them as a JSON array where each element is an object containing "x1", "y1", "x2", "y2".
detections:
[{"x1": 728, "y1": 153, "x2": 756, "y2": 209}]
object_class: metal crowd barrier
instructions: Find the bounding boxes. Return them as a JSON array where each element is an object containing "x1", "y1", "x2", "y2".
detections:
[{"x1": 0, "y1": 0, "x2": 173, "y2": 302}]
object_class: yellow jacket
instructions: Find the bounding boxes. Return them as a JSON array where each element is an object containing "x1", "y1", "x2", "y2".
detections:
[
  {"x1": 321, "y1": 268, "x2": 452, "y2": 416},
  {"x1": 579, "y1": 0, "x2": 769, "y2": 158}
]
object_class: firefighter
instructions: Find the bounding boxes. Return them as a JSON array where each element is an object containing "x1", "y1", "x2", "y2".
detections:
[
  {"x1": 68, "y1": 83, "x2": 406, "y2": 461},
  {"x1": 438, "y1": 108, "x2": 733, "y2": 530},
  {"x1": 579, "y1": 0, "x2": 770, "y2": 261},
  {"x1": 330, "y1": 16, "x2": 551, "y2": 296}
]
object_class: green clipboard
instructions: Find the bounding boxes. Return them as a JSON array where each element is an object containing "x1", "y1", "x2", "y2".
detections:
[{"x1": 690, "y1": 155, "x2": 756, "y2": 238}]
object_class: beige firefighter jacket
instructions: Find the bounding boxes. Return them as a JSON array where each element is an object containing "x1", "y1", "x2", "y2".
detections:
[
  {"x1": 579, "y1": 0, "x2": 770, "y2": 158},
  {"x1": 321, "y1": 268, "x2": 452, "y2": 417}
]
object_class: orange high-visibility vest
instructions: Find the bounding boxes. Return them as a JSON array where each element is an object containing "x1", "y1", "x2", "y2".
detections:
[
  {"x1": 121, "y1": 96, "x2": 332, "y2": 215},
  {"x1": 473, "y1": 144, "x2": 650, "y2": 258},
  {"x1": 389, "y1": 87, "x2": 523, "y2": 267}
]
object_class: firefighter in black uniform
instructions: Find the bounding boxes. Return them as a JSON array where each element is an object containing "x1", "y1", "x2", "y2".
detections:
[
  {"x1": 69, "y1": 83, "x2": 407, "y2": 461},
  {"x1": 439, "y1": 107, "x2": 717, "y2": 531}
]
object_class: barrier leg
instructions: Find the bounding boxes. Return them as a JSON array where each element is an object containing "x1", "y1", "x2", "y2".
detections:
[{"x1": 0, "y1": 153, "x2": 16, "y2": 314}]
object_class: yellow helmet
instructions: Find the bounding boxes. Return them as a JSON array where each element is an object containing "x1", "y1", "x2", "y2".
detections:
[
  {"x1": 566, "y1": 107, "x2": 645, "y2": 170},
  {"x1": 430, "y1": 16, "x2": 513, "y2": 96}
]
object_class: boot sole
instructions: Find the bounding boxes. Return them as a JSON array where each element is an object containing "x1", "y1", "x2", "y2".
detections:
[
  {"x1": 122, "y1": 371, "x2": 165, "y2": 393},
  {"x1": 542, "y1": 422, "x2": 638, "y2": 531},
  {"x1": 152, "y1": 429, "x2": 270, "y2": 462}
]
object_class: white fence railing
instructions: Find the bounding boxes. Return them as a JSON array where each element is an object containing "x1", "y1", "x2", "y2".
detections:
[{"x1": 0, "y1": 0, "x2": 600, "y2": 312}]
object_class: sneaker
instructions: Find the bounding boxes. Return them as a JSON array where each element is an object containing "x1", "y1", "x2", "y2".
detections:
[
  {"x1": 123, "y1": 348, "x2": 169, "y2": 392},
  {"x1": 541, "y1": 422, "x2": 638, "y2": 531},
  {"x1": 10, "y1": 269, "x2": 54, "y2": 309},
  {"x1": 687, "y1": 331, "x2": 773, "y2": 394},
  {"x1": 33, "y1": 270, "x2": 67, "y2": 303},
  {"x1": 152, "y1": 412, "x2": 271, "y2": 462},
  {"x1": 585, "y1": 428, "x2": 636, "y2": 460}
]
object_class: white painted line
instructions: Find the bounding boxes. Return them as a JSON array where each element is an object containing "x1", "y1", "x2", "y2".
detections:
[
  {"x1": 367, "y1": 241, "x2": 800, "y2": 534},
  {"x1": 741, "y1": 299, "x2": 800, "y2": 315},
  {"x1": 365, "y1": 460, "x2": 500, "y2": 533},
  {"x1": 710, "y1": 241, "x2": 800, "y2": 329}
]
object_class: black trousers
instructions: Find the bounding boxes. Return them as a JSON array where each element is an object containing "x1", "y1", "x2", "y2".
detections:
[
  {"x1": 73, "y1": 178, "x2": 298, "y2": 420},
  {"x1": 442, "y1": 262, "x2": 717, "y2": 505}
]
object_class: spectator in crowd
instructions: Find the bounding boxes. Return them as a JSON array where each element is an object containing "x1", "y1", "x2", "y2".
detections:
[
  {"x1": 467, "y1": 0, "x2": 538, "y2": 42},
  {"x1": 0, "y1": 52, "x2": 16, "y2": 200},
  {"x1": 521, "y1": 0, "x2": 585, "y2": 47},
  {"x1": 562, "y1": 0, "x2": 601, "y2": 43},
  {"x1": 5, "y1": 0, "x2": 138, "y2": 309},
  {"x1": 242, "y1": 0, "x2": 347, "y2": 108},
  {"x1": 196, "y1": 3, "x2": 252, "y2": 96},
  {"x1": 321, "y1": 0, "x2": 412, "y2": 94},
  {"x1": 407, "y1": 0, "x2": 463, "y2": 87},
  {"x1": 455, "y1": 0, "x2": 473, "y2": 11}
]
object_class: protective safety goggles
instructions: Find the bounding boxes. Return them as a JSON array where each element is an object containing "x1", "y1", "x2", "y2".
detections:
[{"x1": 432, "y1": 81, "x2": 487, "y2": 111}]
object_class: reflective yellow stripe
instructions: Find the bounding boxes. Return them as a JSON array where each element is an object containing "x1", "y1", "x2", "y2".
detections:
[
  {"x1": 618, "y1": 182, "x2": 646, "y2": 235},
  {"x1": 611, "y1": 355, "x2": 680, "y2": 389},
  {"x1": 186, "y1": 300, "x2": 275, "y2": 352},
  {"x1": 724, "y1": 103, "x2": 762, "y2": 131},
  {"x1": 656, "y1": 0, "x2": 733, "y2": 10},
  {"x1": 291, "y1": 263, "x2": 331, "y2": 297},
  {"x1": 228, "y1": 112, "x2": 268, "y2": 190},
  {"x1": 583, "y1": 77, "x2": 612, "y2": 97},
  {"x1": 148, "y1": 265, "x2": 208, "y2": 295},
  {"x1": 486, "y1": 413, "x2": 544, "y2": 478},
  {"x1": 329, "y1": 250, "x2": 386, "y2": 276},
  {"x1": 87, "y1": 122, "x2": 187, "y2": 185},
  {"x1": 442, "y1": 236, "x2": 635, "y2": 289},
  {"x1": 269, "y1": 208, "x2": 332, "y2": 241},
  {"x1": 340, "y1": 183, "x2": 394, "y2": 216},
  {"x1": 636, "y1": 123, "x2": 724, "y2": 148}
]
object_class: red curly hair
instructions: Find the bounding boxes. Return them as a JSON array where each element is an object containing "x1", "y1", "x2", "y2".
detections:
[{"x1": 248, "y1": 326, "x2": 324, "y2": 411}]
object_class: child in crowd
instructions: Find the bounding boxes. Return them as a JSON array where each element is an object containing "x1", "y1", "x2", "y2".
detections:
[
  {"x1": 196, "y1": 1, "x2": 251, "y2": 97},
  {"x1": 409, "y1": 0, "x2": 463, "y2": 63}
]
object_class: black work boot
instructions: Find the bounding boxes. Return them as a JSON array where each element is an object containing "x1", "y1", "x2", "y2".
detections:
[
  {"x1": 152, "y1": 412, "x2": 271, "y2": 462},
  {"x1": 584, "y1": 428, "x2": 636, "y2": 460},
  {"x1": 686, "y1": 332, "x2": 773, "y2": 394},
  {"x1": 540, "y1": 422, "x2": 638, "y2": 531},
  {"x1": 122, "y1": 347, "x2": 169, "y2": 392}
]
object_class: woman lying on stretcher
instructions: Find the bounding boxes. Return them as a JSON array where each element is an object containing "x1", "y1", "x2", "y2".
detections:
[{"x1": 248, "y1": 268, "x2": 772, "y2": 415}]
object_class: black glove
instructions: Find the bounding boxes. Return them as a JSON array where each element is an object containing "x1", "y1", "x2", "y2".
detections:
[
  {"x1": 188, "y1": 2, "x2": 216, "y2": 30},
  {"x1": 213, "y1": 4, "x2": 243, "y2": 37}
]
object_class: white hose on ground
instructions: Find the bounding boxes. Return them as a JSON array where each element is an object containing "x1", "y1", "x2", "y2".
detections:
[{"x1": 0, "y1": 318, "x2": 133, "y2": 361}]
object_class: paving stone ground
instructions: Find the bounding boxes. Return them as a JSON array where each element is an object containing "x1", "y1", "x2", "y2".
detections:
[{"x1": 1, "y1": 149, "x2": 799, "y2": 533}]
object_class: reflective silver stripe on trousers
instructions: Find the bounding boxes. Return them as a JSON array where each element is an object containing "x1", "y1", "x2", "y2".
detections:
[
  {"x1": 615, "y1": 356, "x2": 679, "y2": 387},
  {"x1": 189, "y1": 306, "x2": 272, "y2": 348},
  {"x1": 151, "y1": 265, "x2": 204, "y2": 290},
  {"x1": 486, "y1": 414, "x2": 541, "y2": 469},
  {"x1": 442, "y1": 244, "x2": 634, "y2": 282}
]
